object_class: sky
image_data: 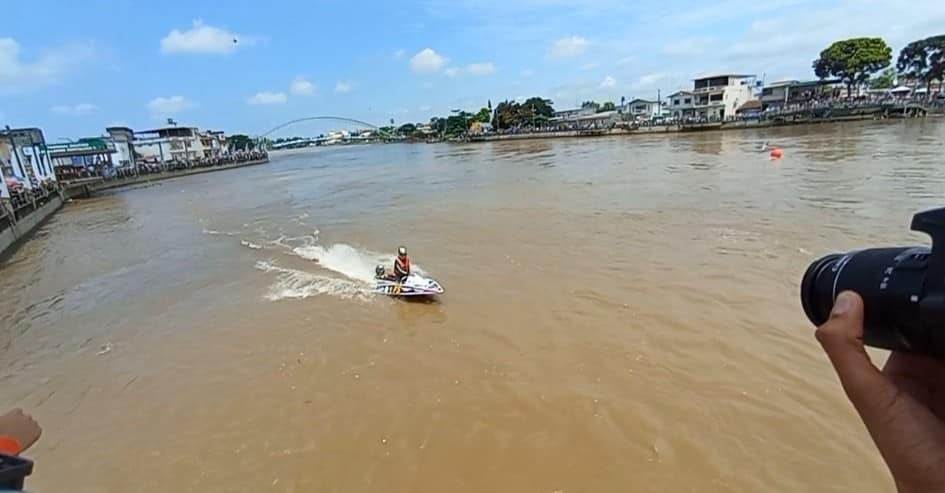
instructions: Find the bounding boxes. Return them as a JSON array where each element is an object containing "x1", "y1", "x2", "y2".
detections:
[{"x1": 1, "y1": 0, "x2": 943, "y2": 140}]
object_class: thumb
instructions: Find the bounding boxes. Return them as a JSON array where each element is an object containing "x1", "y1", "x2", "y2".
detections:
[{"x1": 815, "y1": 291, "x2": 896, "y2": 412}]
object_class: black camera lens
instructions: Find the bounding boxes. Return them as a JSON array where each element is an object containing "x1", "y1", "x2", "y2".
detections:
[
  {"x1": 800, "y1": 253, "x2": 843, "y2": 326},
  {"x1": 800, "y1": 208, "x2": 945, "y2": 358},
  {"x1": 801, "y1": 248, "x2": 922, "y2": 326}
]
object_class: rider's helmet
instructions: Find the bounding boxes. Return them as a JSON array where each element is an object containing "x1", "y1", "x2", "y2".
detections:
[
  {"x1": 375, "y1": 265, "x2": 386, "y2": 277},
  {"x1": 398, "y1": 246, "x2": 407, "y2": 258}
]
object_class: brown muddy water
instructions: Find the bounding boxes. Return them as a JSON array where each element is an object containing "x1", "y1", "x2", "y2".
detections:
[{"x1": 2, "y1": 119, "x2": 945, "y2": 492}]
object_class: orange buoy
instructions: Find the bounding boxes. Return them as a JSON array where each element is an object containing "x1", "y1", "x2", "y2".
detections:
[{"x1": 769, "y1": 148, "x2": 783, "y2": 159}]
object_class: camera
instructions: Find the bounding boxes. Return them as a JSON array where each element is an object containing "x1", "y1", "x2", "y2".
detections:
[{"x1": 801, "y1": 207, "x2": 945, "y2": 358}]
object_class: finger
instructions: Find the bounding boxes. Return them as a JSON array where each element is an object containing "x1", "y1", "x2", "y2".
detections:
[
  {"x1": 20, "y1": 414, "x2": 41, "y2": 451},
  {"x1": 815, "y1": 291, "x2": 898, "y2": 412}
]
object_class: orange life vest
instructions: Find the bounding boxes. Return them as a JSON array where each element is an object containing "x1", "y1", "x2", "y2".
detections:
[{"x1": 395, "y1": 256, "x2": 410, "y2": 276}]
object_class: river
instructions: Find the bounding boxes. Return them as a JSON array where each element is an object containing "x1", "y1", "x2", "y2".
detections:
[{"x1": 2, "y1": 119, "x2": 944, "y2": 492}]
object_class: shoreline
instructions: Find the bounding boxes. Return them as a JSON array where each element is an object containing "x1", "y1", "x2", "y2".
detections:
[
  {"x1": 63, "y1": 157, "x2": 270, "y2": 198},
  {"x1": 0, "y1": 195, "x2": 64, "y2": 261},
  {"x1": 0, "y1": 157, "x2": 270, "y2": 259},
  {"x1": 467, "y1": 104, "x2": 940, "y2": 143}
]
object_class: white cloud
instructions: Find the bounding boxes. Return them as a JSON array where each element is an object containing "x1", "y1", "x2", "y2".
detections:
[
  {"x1": 50, "y1": 103, "x2": 99, "y2": 116},
  {"x1": 394, "y1": 49, "x2": 406, "y2": 60},
  {"x1": 147, "y1": 95, "x2": 194, "y2": 114},
  {"x1": 616, "y1": 56, "x2": 636, "y2": 66},
  {"x1": 160, "y1": 20, "x2": 253, "y2": 55},
  {"x1": 466, "y1": 62, "x2": 496, "y2": 75},
  {"x1": 247, "y1": 91, "x2": 287, "y2": 105},
  {"x1": 420, "y1": 81, "x2": 435, "y2": 89},
  {"x1": 662, "y1": 37, "x2": 714, "y2": 56},
  {"x1": 521, "y1": 68, "x2": 534, "y2": 77},
  {"x1": 290, "y1": 77, "x2": 315, "y2": 96},
  {"x1": 580, "y1": 62, "x2": 599, "y2": 71},
  {"x1": 418, "y1": 105, "x2": 432, "y2": 112},
  {"x1": 0, "y1": 38, "x2": 96, "y2": 93},
  {"x1": 410, "y1": 48, "x2": 447, "y2": 73},
  {"x1": 637, "y1": 73, "x2": 667, "y2": 86},
  {"x1": 548, "y1": 35, "x2": 589, "y2": 58},
  {"x1": 445, "y1": 62, "x2": 496, "y2": 78},
  {"x1": 334, "y1": 81, "x2": 352, "y2": 93},
  {"x1": 600, "y1": 75, "x2": 616, "y2": 88}
]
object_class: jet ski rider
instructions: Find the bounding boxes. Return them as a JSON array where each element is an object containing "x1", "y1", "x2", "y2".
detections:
[{"x1": 393, "y1": 246, "x2": 411, "y2": 281}]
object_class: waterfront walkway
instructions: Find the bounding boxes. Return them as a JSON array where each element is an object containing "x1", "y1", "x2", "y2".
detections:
[
  {"x1": 63, "y1": 157, "x2": 270, "y2": 198},
  {"x1": 469, "y1": 98, "x2": 944, "y2": 142}
]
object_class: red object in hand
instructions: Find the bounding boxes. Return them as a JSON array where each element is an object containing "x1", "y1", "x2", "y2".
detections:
[{"x1": 0, "y1": 436, "x2": 21, "y2": 455}]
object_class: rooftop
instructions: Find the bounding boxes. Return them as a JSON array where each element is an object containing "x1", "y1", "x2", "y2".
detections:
[
  {"x1": 792, "y1": 78, "x2": 843, "y2": 88},
  {"x1": 135, "y1": 126, "x2": 198, "y2": 135},
  {"x1": 693, "y1": 73, "x2": 754, "y2": 80},
  {"x1": 765, "y1": 80, "x2": 800, "y2": 88}
]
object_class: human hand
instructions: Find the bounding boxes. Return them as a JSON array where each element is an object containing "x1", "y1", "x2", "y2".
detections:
[
  {"x1": 816, "y1": 291, "x2": 945, "y2": 493},
  {"x1": 0, "y1": 408, "x2": 42, "y2": 454}
]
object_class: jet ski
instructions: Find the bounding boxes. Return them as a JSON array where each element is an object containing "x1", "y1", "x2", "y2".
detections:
[{"x1": 373, "y1": 266, "x2": 444, "y2": 297}]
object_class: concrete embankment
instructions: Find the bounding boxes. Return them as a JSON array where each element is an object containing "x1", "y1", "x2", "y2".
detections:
[
  {"x1": 64, "y1": 158, "x2": 269, "y2": 199},
  {"x1": 470, "y1": 104, "x2": 941, "y2": 142},
  {"x1": 0, "y1": 195, "x2": 64, "y2": 259},
  {"x1": 1, "y1": 157, "x2": 270, "y2": 259}
]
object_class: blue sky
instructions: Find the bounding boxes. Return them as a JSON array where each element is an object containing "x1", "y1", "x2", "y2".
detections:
[{"x1": 2, "y1": 0, "x2": 943, "y2": 140}]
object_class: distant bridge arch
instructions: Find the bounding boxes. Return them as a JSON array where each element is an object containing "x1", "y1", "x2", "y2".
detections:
[{"x1": 258, "y1": 116, "x2": 394, "y2": 138}]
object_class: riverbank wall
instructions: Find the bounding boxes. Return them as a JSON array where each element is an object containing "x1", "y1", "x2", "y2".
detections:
[
  {"x1": 64, "y1": 157, "x2": 270, "y2": 199},
  {"x1": 469, "y1": 102, "x2": 941, "y2": 142},
  {"x1": 0, "y1": 195, "x2": 64, "y2": 260},
  {"x1": 0, "y1": 157, "x2": 270, "y2": 260}
]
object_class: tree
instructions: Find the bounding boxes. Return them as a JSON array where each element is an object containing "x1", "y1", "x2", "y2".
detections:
[
  {"x1": 492, "y1": 100, "x2": 515, "y2": 129},
  {"x1": 398, "y1": 123, "x2": 417, "y2": 136},
  {"x1": 581, "y1": 100, "x2": 600, "y2": 111},
  {"x1": 228, "y1": 134, "x2": 254, "y2": 151},
  {"x1": 522, "y1": 97, "x2": 554, "y2": 118},
  {"x1": 868, "y1": 67, "x2": 897, "y2": 89},
  {"x1": 599, "y1": 101, "x2": 617, "y2": 112},
  {"x1": 897, "y1": 35, "x2": 945, "y2": 96},
  {"x1": 489, "y1": 98, "x2": 555, "y2": 130},
  {"x1": 444, "y1": 110, "x2": 472, "y2": 136},
  {"x1": 813, "y1": 37, "x2": 892, "y2": 96},
  {"x1": 429, "y1": 117, "x2": 446, "y2": 136},
  {"x1": 473, "y1": 107, "x2": 491, "y2": 123}
]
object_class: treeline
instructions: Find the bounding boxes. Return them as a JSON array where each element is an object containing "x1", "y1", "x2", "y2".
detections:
[{"x1": 812, "y1": 34, "x2": 944, "y2": 95}]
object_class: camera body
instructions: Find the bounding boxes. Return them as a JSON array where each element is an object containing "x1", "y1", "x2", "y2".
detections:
[{"x1": 802, "y1": 207, "x2": 945, "y2": 358}]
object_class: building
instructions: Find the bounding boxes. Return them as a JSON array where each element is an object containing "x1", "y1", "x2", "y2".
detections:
[
  {"x1": 46, "y1": 138, "x2": 120, "y2": 179},
  {"x1": 760, "y1": 79, "x2": 844, "y2": 109},
  {"x1": 691, "y1": 74, "x2": 757, "y2": 120},
  {"x1": 623, "y1": 99, "x2": 665, "y2": 120},
  {"x1": 134, "y1": 126, "x2": 207, "y2": 162},
  {"x1": 666, "y1": 91, "x2": 695, "y2": 119},
  {"x1": 469, "y1": 121, "x2": 493, "y2": 134},
  {"x1": 553, "y1": 107, "x2": 597, "y2": 120},
  {"x1": 106, "y1": 127, "x2": 136, "y2": 169},
  {"x1": 0, "y1": 127, "x2": 56, "y2": 191},
  {"x1": 735, "y1": 99, "x2": 763, "y2": 118},
  {"x1": 199, "y1": 130, "x2": 227, "y2": 158},
  {"x1": 759, "y1": 81, "x2": 798, "y2": 109},
  {"x1": 551, "y1": 110, "x2": 619, "y2": 128}
]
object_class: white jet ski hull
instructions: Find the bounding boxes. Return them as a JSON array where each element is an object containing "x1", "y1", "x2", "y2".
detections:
[{"x1": 373, "y1": 273, "x2": 444, "y2": 297}]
